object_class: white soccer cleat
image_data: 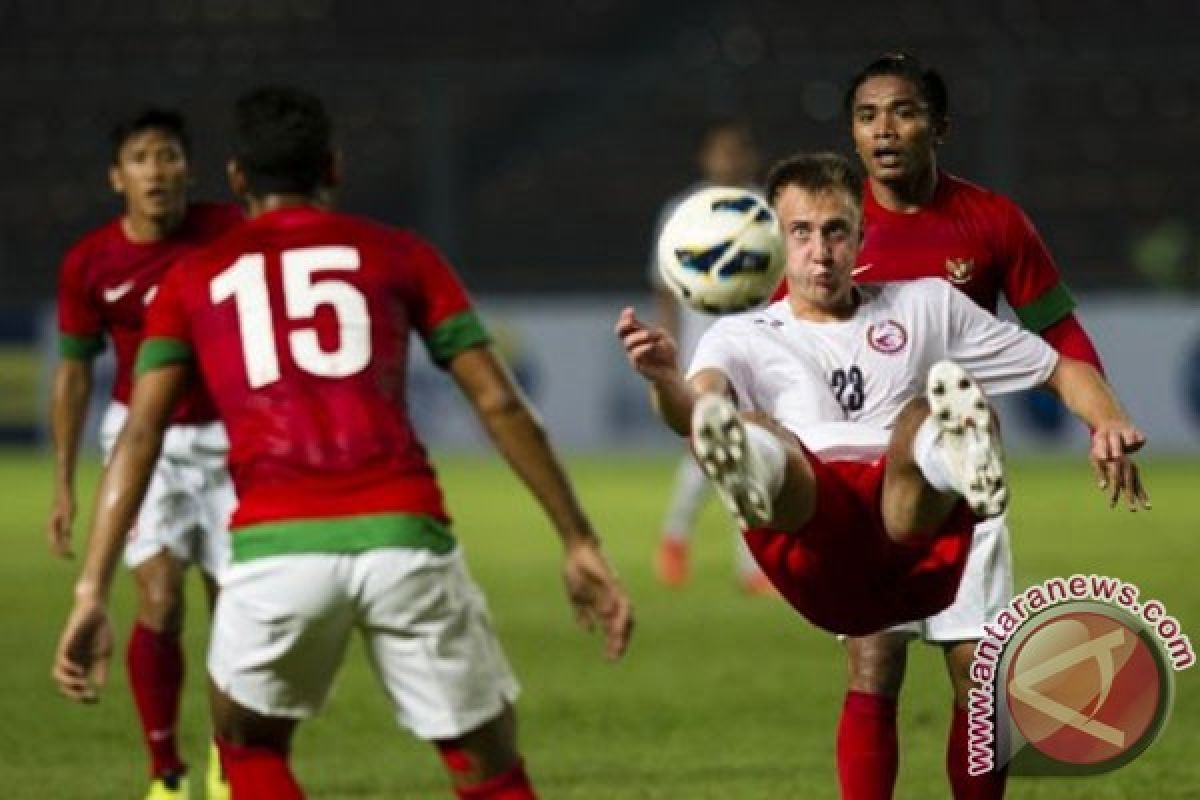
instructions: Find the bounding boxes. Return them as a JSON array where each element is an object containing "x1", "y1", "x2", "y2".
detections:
[
  {"x1": 925, "y1": 361, "x2": 1008, "y2": 518},
  {"x1": 691, "y1": 394, "x2": 774, "y2": 529}
]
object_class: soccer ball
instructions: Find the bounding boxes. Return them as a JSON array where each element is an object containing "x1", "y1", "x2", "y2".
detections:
[{"x1": 656, "y1": 186, "x2": 786, "y2": 314}]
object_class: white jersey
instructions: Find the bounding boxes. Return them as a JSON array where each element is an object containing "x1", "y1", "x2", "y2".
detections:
[{"x1": 688, "y1": 278, "x2": 1059, "y2": 461}]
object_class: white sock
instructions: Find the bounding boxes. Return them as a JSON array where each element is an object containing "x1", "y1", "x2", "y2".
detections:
[
  {"x1": 744, "y1": 422, "x2": 787, "y2": 498},
  {"x1": 662, "y1": 456, "x2": 710, "y2": 536},
  {"x1": 912, "y1": 415, "x2": 957, "y2": 493}
]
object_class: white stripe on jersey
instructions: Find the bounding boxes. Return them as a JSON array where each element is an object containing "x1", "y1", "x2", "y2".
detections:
[{"x1": 687, "y1": 278, "x2": 1059, "y2": 461}]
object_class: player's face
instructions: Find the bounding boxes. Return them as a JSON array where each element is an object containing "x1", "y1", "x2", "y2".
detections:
[
  {"x1": 109, "y1": 129, "x2": 189, "y2": 223},
  {"x1": 775, "y1": 185, "x2": 861, "y2": 317},
  {"x1": 700, "y1": 129, "x2": 759, "y2": 186},
  {"x1": 850, "y1": 74, "x2": 939, "y2": 183}
]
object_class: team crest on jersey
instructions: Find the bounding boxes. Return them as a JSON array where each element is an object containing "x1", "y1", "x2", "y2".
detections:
[
  {"x1": 945, "y1": 257, "x2": 975, "y2": 285},
  {"x1": 867, "y1": 320, "x2": 908, "y2": 354}
]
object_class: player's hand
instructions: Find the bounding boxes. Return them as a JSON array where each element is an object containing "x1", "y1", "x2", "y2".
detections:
[
  {"x1": 615, "y1": 307, "x2": 680, "y2": 385},
  {"x1": 562, "y1": 537, "x2": 634, "y2": 661},
  {"x1": 52, "y1": 600, "x2": 113, "y2": 703},
  {"x1": 1090, "y1": 424, "x2": 1150, "y2": 511},
  {"x1": 47, "y1": 488, "x2": 76, "y2": 559}
]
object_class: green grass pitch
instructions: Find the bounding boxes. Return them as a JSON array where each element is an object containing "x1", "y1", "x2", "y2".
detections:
[{"x1": 0, "y1": 451, "x2": 1196, "y2": 798}]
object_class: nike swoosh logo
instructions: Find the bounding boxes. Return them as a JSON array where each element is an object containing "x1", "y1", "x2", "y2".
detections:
[
  {"x1": 852, "y1": 264, "x2": 873, "y2": 276},
  {"x1": 102, "y1": 280, "x2": 136, "y2": 303}
]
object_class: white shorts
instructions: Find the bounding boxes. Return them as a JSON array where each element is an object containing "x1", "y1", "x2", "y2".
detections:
[
  {"x1": 100, "y1": 403, "x2": 234, "y2": 578},
  {"x1": 207, "y1": 546, "x2": 520, "y2": 740},
  {"x1": 886, "y1": 515, "x2": 1013, "y2": 642}
]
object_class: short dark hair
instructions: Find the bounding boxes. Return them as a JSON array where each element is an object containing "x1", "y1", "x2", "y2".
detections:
[
  {"x1": 110, "y1": 108, "x2": 190, "y2": 164},
  {"x1": 234, "y1": 86, "x2": 333, "y2": 196},
  {"x1": 843, "y1": 52, "x2": 948, "y2": 128},
  {"x1": 765, "y1": 152, "x2": 863, "y2": 208}
]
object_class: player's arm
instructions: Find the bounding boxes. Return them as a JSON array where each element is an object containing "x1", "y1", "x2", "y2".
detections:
[
  {"x1": 447, "y1": 346, "x2": 633, "y2": 661},
  {"x1": 52, "y1": 363, "x2": 188, "y2": 703},
  {"x1": 1042, "y1": 357, "x2": 1149, "y2": 511},
  {"x1": 615, "y1": 306, "x2": 731, "y2": 436},
  {"x1": 48, "y1": 357, "x2": 95, "y2": 558}
]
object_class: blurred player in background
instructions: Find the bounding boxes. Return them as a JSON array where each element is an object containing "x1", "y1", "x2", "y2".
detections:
[
  {"x1": 830, "y1": 53, "x2": 1110, "y2": 800},
  {"x1": 650, "y1": 118, "x2": 770, "y2": 593},
  {"x1": 49, "y1": 109, "x2": 241, "y2": 800},
  {"x1": 53, "y1": 86, "x2": 632, "y2": 800}
]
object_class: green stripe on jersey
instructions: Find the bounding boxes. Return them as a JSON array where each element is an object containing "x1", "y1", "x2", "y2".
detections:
[
  {"x1": 59, "y1": 333, "x2": 104, "y2": 360},
  {"x1": 136, "y1": 337, "x2": 193, "y2": 375},
  {"x1": 232, "y1": 513, "x2": 457, "y2": 562},
  {"x1": 426, "y1": 310, "x2": 491, "y2": 366},
  {"x1": 1014, "y1": 282, "x2": 1076, "y2": 332}
]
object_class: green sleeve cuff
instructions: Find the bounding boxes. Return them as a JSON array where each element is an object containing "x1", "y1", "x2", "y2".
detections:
[
  {"x1": 58, "y1": 333, "x2": 104, "y2": 360},
  {"x1": 135, "y1": 337, "x2": 193, "y2": 375},
  {"x1": 1014, "y1": 281, "x2": 1076, "y2": 332},
  {"x1": 425, "y1": 310, "x2": 491, "y2": 366}
]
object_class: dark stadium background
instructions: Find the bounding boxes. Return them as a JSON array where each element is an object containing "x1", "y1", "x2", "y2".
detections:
[{"x1": 2, "y1": 0, "x2": 1199, "y2": 305}]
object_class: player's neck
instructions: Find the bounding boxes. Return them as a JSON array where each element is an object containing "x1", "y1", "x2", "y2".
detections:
[
  {"x1": 787, "y1": 286, "x2": 860, "y2": 323},
  {"x1": 869, "y1": 165, "x2": 938, "y2": 213},
  {"x1": 122, "y1": 207, "x2": 186, "y2": 243},
  {"x1": 246, "y1": 193, "x2": 320, "y2": 218}
]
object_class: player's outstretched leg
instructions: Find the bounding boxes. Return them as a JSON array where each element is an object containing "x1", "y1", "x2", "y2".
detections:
[
  {"x1": 925, "y1": 361, "x2": 1007, "y2": 518},
  {"x1": 691, "y1": 394, "x2": 776, "y2": 528}
]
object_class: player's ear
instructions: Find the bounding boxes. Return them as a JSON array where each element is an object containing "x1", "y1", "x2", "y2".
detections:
[
  {"x1": 108, "y1": 164, "x2": 125, "y2": 195},
  {"x1": 226, "y1": 158, "x2": 247, "y2": 197}
]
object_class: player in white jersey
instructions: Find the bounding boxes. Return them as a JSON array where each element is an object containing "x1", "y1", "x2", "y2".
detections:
[
  {"x1": 617, "y1": 152, "x2": 1149, "y2": 638},
  {"x1": 649, "y1": 118, "x2": 770, "y2": 592}
]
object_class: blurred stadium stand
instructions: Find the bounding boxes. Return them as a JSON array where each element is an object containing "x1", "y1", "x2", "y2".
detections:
[{"x1": 1, "y1": 0, "x2": 1199, "y2": 304}]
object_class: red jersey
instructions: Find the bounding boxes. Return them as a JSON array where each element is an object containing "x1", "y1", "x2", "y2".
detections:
[
  {"x1": 139, "y1": 206, "x2": 490, "y2": 547},
  {"x1": 770, "y1": 172, "x2": 1076, "y2": 332},
  {"x1": 57, "y1": 202, "x2": 242, "y2": 424}
]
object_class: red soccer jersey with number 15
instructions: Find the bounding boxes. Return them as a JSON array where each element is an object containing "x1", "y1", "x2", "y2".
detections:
[{"x1": 139, "y1": 206, "x2": 490, "y2": 538}]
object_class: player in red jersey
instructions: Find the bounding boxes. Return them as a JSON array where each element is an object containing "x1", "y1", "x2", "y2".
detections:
[
  {"x1": 49, "y1": 108, "x2": 241, "y2": 800},
  {"x1": 831, "y1": 54, "x2": 1108, "y2": 800},
  {"x1": 53, "y1": 86, "x2": 632, "y2": 800}
]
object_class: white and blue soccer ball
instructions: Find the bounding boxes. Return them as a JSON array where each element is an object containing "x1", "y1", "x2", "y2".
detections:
[{"x1": 656, "y1": 186, "x2": 786, "y2": 315}]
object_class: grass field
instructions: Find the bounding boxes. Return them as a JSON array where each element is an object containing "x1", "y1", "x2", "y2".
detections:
[{"x1": 0, "y1": 451, "x2": 1197, "y2": 799}]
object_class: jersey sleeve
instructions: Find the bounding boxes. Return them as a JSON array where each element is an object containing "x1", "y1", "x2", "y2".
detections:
[
  {"x1": 135, "y1": 264, "x2": 194, "y2": 374},
  {"x1": 406, "y1": 237, "x2": 491, "y2": 367},
  {"x1": 942, "y1": 280, "x2": 1059, "y2": 395},
  {"x1": 999, "y1": 198, "x2": 1077, "y2": 332},
  {"x1": 687, "y1": 321, "x2": 756, "y2": 410},
  {"x1": 56, "y1": 246, "x2": 104, "y2": 360}
]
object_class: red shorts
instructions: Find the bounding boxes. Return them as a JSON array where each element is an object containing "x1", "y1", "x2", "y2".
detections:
[{"x1": 743, "y1": 454, "x2": 976, "y2": 636}]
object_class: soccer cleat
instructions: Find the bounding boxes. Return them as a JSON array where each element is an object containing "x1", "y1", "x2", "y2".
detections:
[
  {"x1": 144, "y1": 774, "x2": 188, "y2": 800},
  {"x1": 207, "y1": 741, "x2": 231, "y2": 800},
  {"x1": 691, "y1": 394, "x2": 774, "y2": 529},
  {"x1": 925, "y1": 361, "x2": 1008, "y2": 518},
  {"x1": 655, "y1": 538, "x2": 690, "y2": 586}
]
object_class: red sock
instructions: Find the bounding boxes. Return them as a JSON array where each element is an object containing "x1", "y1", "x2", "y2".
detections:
[
  {"x1": 126, "y1": 623, "x2": 185, "y2": 777},
  {"x1": 437, "y1": 747, "x2": 537, "y2": 800},
  {"x1": 947, "y1": 705, "x2": 1007, "y2": 799},
  {"x1": 215, "y1": 738, "x2": 305, "y2": 800},
  {"x1": 455, "y1": 762, "x2": 536, "y2": 800},
  {"x1": 836, "y1": 690, "x2": 899, "y2": 800}
]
